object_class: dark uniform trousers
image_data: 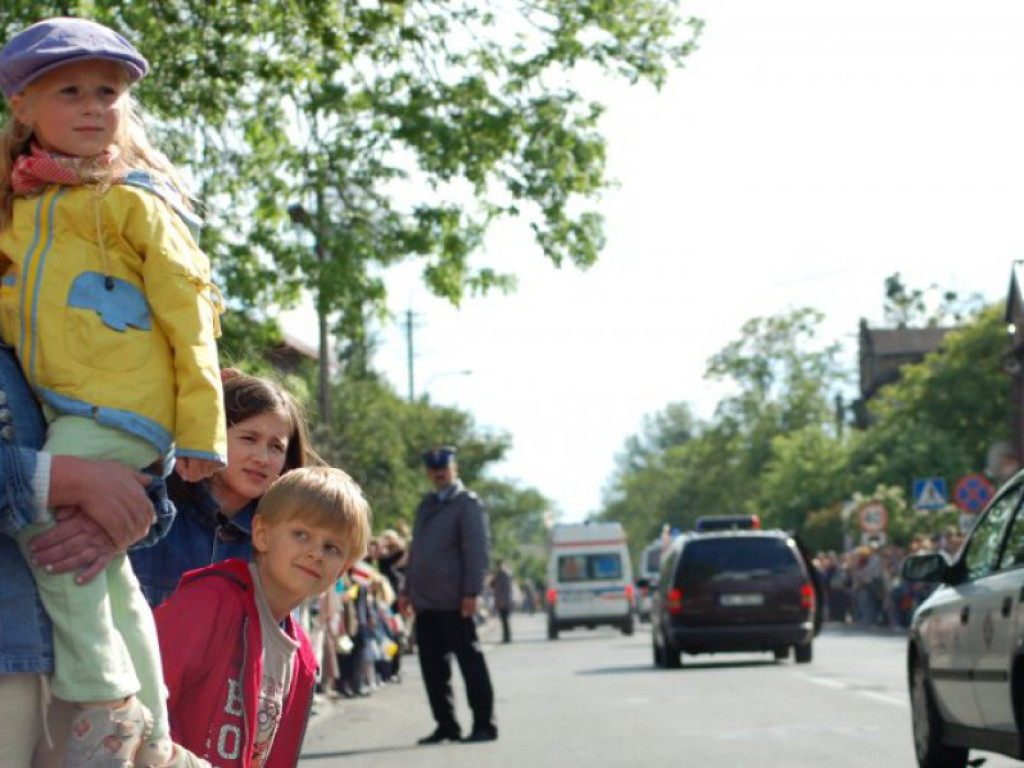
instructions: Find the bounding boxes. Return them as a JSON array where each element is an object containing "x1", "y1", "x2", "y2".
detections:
[{"x1": 415, "y1": 609, "x2": 496, "y2": 735}]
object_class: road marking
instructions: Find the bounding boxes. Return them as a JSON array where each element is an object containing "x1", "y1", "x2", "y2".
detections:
[
  {"x1": 860, "y1": 690, "x2": 909, "y2": 708},
  {"x1": 799, "y1": 674, "x2": 909, "y2": 708}
]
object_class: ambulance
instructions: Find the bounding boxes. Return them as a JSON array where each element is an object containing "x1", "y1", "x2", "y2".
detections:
[{"x1": 546, "y1": 522, "x2": 634, "y2": 640}]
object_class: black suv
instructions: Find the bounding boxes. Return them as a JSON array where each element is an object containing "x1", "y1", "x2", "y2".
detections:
[{"x1": 651, "y1": 527, "x2": 821, "y2": 668}]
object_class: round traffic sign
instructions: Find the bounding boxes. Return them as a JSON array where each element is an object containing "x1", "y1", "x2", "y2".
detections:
[
  {"x1": 858, "y1": 501, "x2": 888, "y2": 533},
  {"x1": 954, "y1": 473, "x2": 995, "y2": 514}
]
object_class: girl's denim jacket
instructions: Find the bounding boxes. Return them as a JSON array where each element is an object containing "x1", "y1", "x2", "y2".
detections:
[{"x1": 129, "y1": 482, "x2": 255, "y2": 608}]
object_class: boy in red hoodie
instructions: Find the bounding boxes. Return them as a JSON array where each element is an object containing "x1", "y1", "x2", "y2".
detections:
[{"x1": 154, "y1": 467, "x2": 372, "y2": 767}]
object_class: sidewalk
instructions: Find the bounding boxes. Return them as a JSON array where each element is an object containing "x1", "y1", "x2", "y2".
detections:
[
  {"x1": 820, "y1": 620, "x2": 909, "y2": 638},
  {"x1": 305, "y1": 613, "x2": 501, "y2": 735}
]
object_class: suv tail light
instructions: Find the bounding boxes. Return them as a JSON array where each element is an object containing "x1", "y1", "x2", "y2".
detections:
[
  {"x1": 667, "y1": 587, "x2": 683, "y2": 615},
  {"x1": 547, "y1": 588, "x2": 557, "y2": 605},
  {"x1": 800, "y1": 583, "x2": 815, "y2": 611},
  {"x1": 625, "y1": 583, "x2": 635, "y2": 603}
]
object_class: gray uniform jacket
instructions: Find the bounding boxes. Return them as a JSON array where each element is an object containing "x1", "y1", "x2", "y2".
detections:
[{"x1": 405, "y1": 480, "x2": 490, "y2": 612}]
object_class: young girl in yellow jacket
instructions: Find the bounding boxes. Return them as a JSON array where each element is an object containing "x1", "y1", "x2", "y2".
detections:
[{"x1": 0, "y1": 17, "x2": 225, "y2": 768}]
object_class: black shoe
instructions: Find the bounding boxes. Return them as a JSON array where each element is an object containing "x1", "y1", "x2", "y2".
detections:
[
  {"x1": 462, "y1": 727, "x2": 498, "y2": 743},
  {"x1": 417, "y1": 729, "x2": 461, "y2": 745}
]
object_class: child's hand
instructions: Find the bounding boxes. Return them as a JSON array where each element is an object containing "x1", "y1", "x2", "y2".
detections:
[{"x1": 175, "y1": 457, "x2": 222, "y2": 482}]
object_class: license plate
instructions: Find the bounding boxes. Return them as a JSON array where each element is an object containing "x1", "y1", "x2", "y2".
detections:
[
  {"x1": 561, "y1": 591, "x2": 589, "y2": 602},
  {"x1": 720, "y1": 593, "x2": 764, "y2": 607}
]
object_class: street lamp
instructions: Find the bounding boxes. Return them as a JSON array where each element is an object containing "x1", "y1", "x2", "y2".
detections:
[
  {"x1": 422, "y1": 369, "x2": 473, "y2": 400},
  {"x1": 287, "y1": 203, "x2": 331, "y2": 426}
]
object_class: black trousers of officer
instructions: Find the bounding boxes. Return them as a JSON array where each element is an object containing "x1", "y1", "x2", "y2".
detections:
[
  {"x1": 415, "y1": 610, "x2": 496, "y2": 735},
  {"x1": 498, "y1": 608, "x2": 511, "y2": 643}
]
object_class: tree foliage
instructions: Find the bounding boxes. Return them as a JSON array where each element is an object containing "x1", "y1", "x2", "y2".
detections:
[
  {"x1": 857, "y1": 304, "x2": 1010, "y2": 482},
  {"x1": 883, "y1": 271, "x2": 985, "y2": 328},
  {"x1": 1, "y1": 3, "x2": 700, "y2": 582},
  {"x1": 1, "y1": 1, "x2": 702, "y2": 343},
  {"x1": 599, "y1": 299, "x2": 1011, "y2": 556}
]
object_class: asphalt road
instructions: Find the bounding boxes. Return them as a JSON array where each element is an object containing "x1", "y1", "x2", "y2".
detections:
[{"x1": 298, "y1": 613, "x2": 1021, "y2": 767}]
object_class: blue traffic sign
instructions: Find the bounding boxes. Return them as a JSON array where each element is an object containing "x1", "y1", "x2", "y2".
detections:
[{"x1": 913, "y1": 477, "x2": 948, "y2": 511}]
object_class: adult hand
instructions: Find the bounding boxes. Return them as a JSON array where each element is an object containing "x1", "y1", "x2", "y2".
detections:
[
  {"x1": 30, "y1": 507, "x2": 117, "y2": 584},
  {"x1": 460, "y1": 596, "x2": 477, "y2": 618},
  {"x1": 46, "y1": 455, "x2": 153, "y2": 550}
]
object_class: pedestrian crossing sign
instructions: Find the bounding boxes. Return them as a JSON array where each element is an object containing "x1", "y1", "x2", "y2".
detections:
[{"x1": 913, "y1": 477, "x2": 948, "y2": 511}]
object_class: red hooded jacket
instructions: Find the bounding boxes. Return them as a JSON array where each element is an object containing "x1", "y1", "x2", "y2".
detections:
[{"x1": 154, "y1": 558, "x2": 318, "y2": 767}]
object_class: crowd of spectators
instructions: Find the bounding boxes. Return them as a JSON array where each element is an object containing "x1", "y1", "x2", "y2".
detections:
[
  {"x1": 812, "y1": 528, "x2": 966, "y2": 630},
  {"x1": 302, "y1": 527, "x2": 412, "y2": 706}
]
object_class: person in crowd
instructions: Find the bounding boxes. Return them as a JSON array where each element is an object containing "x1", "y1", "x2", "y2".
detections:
[
  {"x1": 399, "y1": 445, "x2": 498, "y2": 744},
  {"x1": 376, "y1": 527, "x2": 408, "y2": 605},
  {"x1": 490, "y1": 559, "x2": 514, "y2": 643},
  {"x1": 368, "y1": 574, "x2": 402, "y2": 684},
  {"x1": 375, "y1": 528, "x2": 408, "y2": 676},
  {"x1": 334, "y1": 572, "x2": 361, "y2": 698},
  {"x1": 520, "y1": 580, "x2": 537, "y2": 614},
  {"x1": 852, "y1": 545, "x2": 884, "y2": 626},
  {"x1": 308, "y1": 584, "x2": 342, "y2": 704},
  {"x1": 1, "y1": 17, "x2": 227, "y2": 766},
  {"x1": 154, "y1": 466, "x2": 372, "y2": 767},
  {"x1": 0, "y1": 340, "x2": 165, "y2": 767},
  {"x1": 127, "y1": 370, "x2": 315, "y2": 607}
]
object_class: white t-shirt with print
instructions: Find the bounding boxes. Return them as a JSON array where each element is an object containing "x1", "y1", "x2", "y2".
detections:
[{"x1": 249, "y1": 562, "x2": 299, "y2": 767}]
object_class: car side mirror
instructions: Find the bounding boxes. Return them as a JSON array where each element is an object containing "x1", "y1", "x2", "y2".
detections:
[{"x1": 901, "y1": 552, "x2": 952, "y2": 583}]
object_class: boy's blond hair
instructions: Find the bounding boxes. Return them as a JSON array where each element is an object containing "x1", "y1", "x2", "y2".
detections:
[{"x1": 255, "y1": 466, "x2": 372, "y2": 569}]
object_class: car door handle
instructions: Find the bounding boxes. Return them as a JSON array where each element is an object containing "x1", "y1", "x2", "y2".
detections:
[
  {"x1": 1003, "y1": 596, "x2": 1014, "y2": 618},
  {"x1": 961, "y1": 606, "x2": 970, "y2": 624}
]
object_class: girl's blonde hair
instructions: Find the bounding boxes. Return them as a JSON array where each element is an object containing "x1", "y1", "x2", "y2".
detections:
[{"x1": 0, "y1": 70, "x2": 191, "y2": 230}]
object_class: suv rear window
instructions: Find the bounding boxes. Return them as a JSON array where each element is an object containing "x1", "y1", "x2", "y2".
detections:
[
  {"x1": 676, "y1": 537, "x2": 802, "y2": 586},
  {"x1": 558, "y1": 553, "x2": 623, "y2": 582}
]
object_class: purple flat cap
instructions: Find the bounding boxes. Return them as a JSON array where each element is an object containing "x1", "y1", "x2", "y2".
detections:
[{"x1": 0, "y1": 17, "x2": 148, "y2": 99}]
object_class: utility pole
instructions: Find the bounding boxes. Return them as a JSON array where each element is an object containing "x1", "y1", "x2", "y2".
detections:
[{"x1": 406, "y1": 309, "x2": 415, "y2": 401}]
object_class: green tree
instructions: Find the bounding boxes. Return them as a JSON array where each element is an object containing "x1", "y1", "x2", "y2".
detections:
[
  {"x1": 2, "y1": 2, "x2": 703, "y2": 350},
  {"x1": 600, "y1": 401, "x2": 701, "y2": 554},
  {"x1": 601, "y1": 309, "x2": 846, "y2": 555},
  {"x1": 757, "y1": 423, "x2": 851, "y2": 534},
  {"x1": 883, "y1": 272, "x2": 985, "y2": 328},
  {"x1": 851, "y1": 304, "x2": 1009, "y2": 489},
  {"x1": 706, "y1": 308, "x2": 845, "y2": 499},
  {"x1": 475, "y1": 478, "x2": 550, "y2": 585}
]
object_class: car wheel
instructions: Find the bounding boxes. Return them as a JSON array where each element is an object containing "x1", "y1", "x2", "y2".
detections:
[
  {"x1": 653, "y1": 631, "x2": 665, "y2": 667},
  {"x1": 547, "y1": 617, "x2": 559, "y2": 641},
  {"x1": 910, "y1": 655, "x2": 968, "y2": 768},
  {"x1": 663, "y1": 628, "x2": 682, "y2": 669},
  {"x1": 622, "y1": 616, "x2": 635, "y2": 636},
  {"x1": 773, "y1": 646, "x2": 789, "y2": 662},
  {"x1": 794, "y1": 641, "x2": 813, "y2": 664}
]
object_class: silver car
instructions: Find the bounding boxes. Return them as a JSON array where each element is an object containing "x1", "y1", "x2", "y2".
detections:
[{"x1": 902, "y1": 469, "x2": 1024, "y2": 768}]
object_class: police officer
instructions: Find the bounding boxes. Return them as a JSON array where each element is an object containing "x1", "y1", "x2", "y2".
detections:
[{"x1": 399, "y1": 446, "x2": 498, "y2": 744}]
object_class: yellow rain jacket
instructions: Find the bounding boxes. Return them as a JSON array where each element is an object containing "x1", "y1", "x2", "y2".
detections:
[{"x1": 0, "y1": 172, "x2": 227, "y2": 468}]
